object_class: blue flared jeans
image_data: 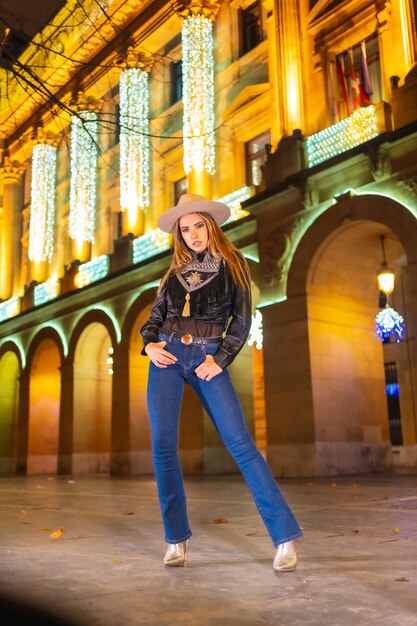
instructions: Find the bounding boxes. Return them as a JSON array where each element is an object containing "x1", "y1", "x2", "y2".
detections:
[{"x1": 146, "y1": 335, "x2": 303, "y2": 547}]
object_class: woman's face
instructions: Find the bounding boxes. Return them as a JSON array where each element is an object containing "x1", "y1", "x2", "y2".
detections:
[{"x1": 179, "y1": 213, "x2": 209, "y2": 253}]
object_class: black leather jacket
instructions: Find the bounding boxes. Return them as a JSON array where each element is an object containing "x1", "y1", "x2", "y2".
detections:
[{"x1": 140, "y1": 262, "x2": 252, "y2": 369}]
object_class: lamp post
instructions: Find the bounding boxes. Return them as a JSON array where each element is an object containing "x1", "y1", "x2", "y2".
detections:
[
  {"x1": 375, "y1": 234, "x2": 405, "y2": 343},
  {"x1": 377, "y1": 235, "x2": 395, "y2": 297}
]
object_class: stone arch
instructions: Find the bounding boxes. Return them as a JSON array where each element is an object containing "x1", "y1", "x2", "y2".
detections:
[
  {"x1": 263, "y1": 192, "x2": 417, "y2": 476},
  {"x1": 68, "y1": 308, "x2": 119, "y2": 362},
  {"x1": 25, "y1": 328, "x2": 64, "y2": 475},
  {"x1": 0, "y1": 344, "x2": 22, "y2": 473},
  {"x1": 287, "y1": 193, "x2": 417, "y2": 298},
  {"x1": 68, "y1": 312, "x2": 115, "y2": 474},
  {"x1": 0, "y1": 340, "x2": 24, "y2": 368},
  {"x1": 26, "y1": 326, "x2": 66, "y2": 368}
]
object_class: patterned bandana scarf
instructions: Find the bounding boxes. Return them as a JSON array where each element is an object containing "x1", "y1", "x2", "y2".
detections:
[{"x1": 176, "y1": 251, "x2": 221, "y2": 316}]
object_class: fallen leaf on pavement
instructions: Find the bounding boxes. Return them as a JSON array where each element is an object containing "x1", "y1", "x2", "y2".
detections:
[{"x1": 49, "y1": 527, "x2": 64, "y2": 539}]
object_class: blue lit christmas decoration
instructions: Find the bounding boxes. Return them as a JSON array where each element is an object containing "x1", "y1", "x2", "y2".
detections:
[{"x1": 375, "y1": 306, "x2": 405, "y2": 342}]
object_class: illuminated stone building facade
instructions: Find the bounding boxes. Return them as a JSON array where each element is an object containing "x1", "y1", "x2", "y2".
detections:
[{"x1": 1, "y1": 0, "x2": 417, "y2": 477}]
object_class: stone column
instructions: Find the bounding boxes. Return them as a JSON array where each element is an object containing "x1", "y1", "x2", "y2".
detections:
[
  {"x1": 0, "y1": 157, "x2": 25, "y2": 300},
  {"x1": 262, "y1": 0, "x2": 283, "y2": 146},
  {"x1": 15, "y1": 369, "x2": 30, "y2": 474},
  {"x1": 376, "y1": 0, "x2": 394, "y2": 100},
  {"x1": 262, "y1": 296, "x2": 316, "y2": 477},
  {"x1": 274, "y1": 0, "x2": 305, "y2": 134},
  {"x1": 29, "y1": 128, "x2": 60, "y2": 284},
  {"x1": 69, "y1": 92, "x2": 102, "y2": 263},
  {"x1": 58, "y1": 360, "x2": 74, "y2": 475},
  {"x1": 118, "y1": 46, "x2": 154, "y2": 238},
  {"x1": 111, "y1": 345, "x2": 131, "y2": 475},
  {"x1": 176, "y1": 0, "x2": 222, "y2": 198}
]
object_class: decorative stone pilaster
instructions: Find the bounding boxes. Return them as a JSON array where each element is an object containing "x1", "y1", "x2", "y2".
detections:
[
  {"x1": 117, "y1": 46, "x2": 153, "y2": 237},
  {"x1": 275, "y1": 0, "x2": 305, "y2": 134},
  {"x1": 68, "y1": 94, "x2": 101, "y2": 262},
  {"x1": 173, "y1": 0, "x2": 222, "y2": 20},
  {"x1": 375, "y1": 0, "x2": 394, "y2": 100},
  {"x1": 0, "y1": 156, "x2": 25, "y2": 300},
  {"x1": 179, "y1": 1, "x2": 219, "y2": 195}
]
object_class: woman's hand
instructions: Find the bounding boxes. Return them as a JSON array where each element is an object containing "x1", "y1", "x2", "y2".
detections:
[
  {"x1": 195, "y1": 354, "x2": 222, "y2": 381},
  {"x1": 145, "y1": 341, "x2": 177, "y2": 368}
]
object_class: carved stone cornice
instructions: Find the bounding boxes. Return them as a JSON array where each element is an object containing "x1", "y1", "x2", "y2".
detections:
[
  {"x1": 173, "y1": 0, "x2": 222, "y2": 20},
  {"x1": 259, "y1": 229, "x2": 289, "y2": 286},
  {"x1": 116, "y1": 45, "x2": 154, "y2": 72},
  {"x1": 0, "y1": 156, "x2": 25, "y2": 182},
  {"x1": 31, "y1": 126, "x2": 60, "y2": 148},
  {"x1": 376, "y1": 0, "x2": 391, "y2": 33},
  {"x1": 70, "y1": 91, "x2": 103, "y2": 113},
  {"x1": 366, "y1": 145, "x2": 392, "y2": 181},
  {"x1": 401, "y1": 175, "x2": 417, "y2": 197}
]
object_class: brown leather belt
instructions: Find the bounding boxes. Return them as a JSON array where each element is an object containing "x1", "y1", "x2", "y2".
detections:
[{"x1": 160, "y1": 329, "x2": 222, "y2": 345}]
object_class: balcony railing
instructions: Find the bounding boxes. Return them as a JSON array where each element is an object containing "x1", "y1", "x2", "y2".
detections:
[{"x1": 305, "y1": 103, "x2": 391, "y2": 168}]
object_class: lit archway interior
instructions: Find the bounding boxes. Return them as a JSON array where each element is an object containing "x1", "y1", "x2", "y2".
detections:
[
  {"x1": 0, "y1": 351, "x2": 20, "y2": 473},
  {"x1": 73, "y1": 322, "x2": 112, "y2": 474},
  {"x1": 28, "y1": 338, "x2": 61, "y2": 475},
  {"x1": 306, "y1": 219, "x2": 411, "y2": 462}
]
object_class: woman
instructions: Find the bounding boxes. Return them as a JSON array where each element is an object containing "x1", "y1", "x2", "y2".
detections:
[{"x1": 140, "y1": 193, "x2": 302, "y2": 571}]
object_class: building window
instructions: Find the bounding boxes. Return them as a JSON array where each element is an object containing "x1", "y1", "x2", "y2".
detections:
[
  {"x1": 334, "y1": 34, "x2": 381, "y2": 120},
  {"x1": 245, "y1": 130, "x2": 271, "y2": 186},
  {"x1": 174, "y1": 177, "x2": 188, "y2": 205},
  {"x1": 170, "y1": 60, "x2": 183, "y2": 105},
  {"x1": 240, "y1": 1, "x2": 263, "y2": 56}
]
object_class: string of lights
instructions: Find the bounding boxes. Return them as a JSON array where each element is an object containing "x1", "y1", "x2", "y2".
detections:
[
  {"x1": 375, "y1": 306, "x2": 405, "y2": 342},
  {"x1": 120, "y1": 68, "x2": 150, "y2": 225},
  {"x1": 69, "y1": 111, "x2": 99, "y2": 243},
  {"x1": 306, "y1": 106, "x2": 378, "y2": 167},
  {"x1": 28, "y1": 143, "x2": 57, "y2": 263},
  {"x1": 182, "y1": 14, "x2": 215, "y2": 175}
]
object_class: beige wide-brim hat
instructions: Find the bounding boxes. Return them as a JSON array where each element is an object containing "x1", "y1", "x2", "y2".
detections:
[{"x1": 158, "y1": 193, "x2": 231, "y2": 234}]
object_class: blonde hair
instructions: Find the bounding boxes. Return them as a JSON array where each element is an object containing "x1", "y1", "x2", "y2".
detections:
[{"x1": 158, "y1": 212, "x2": 251, "y2": 292}]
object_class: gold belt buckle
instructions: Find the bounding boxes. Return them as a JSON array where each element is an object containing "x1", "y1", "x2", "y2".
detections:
[{"x1": 181, "y1": 334, "x2": 193, "y2": 345}]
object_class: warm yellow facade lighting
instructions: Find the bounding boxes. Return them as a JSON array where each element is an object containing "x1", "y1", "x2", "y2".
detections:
[
  {"x1": 28, "y1": 144, "x2": 57, "y2": 263},
  {"x1": 69, "y1": 111, "x2": 99, "y2": 245},
  {"x1": 119, "y1": 68, "x2": 150, "y2": 232},
  {"x1": 182, "y1": 14, "x2": 215, "y2": 175}
]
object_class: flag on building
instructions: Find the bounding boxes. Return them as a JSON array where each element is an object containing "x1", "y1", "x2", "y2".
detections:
[
  {"x1": 336, "y1": 55, "x2": 350, "y2": 119},
  {"x1": 360, "y1": 40, "x2": 373, "y2": 99},
  {"x1": 348, "y1": 47, "x2": 371, "y2": 109}
]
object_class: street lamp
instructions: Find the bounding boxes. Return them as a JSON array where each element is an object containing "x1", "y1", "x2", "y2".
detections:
[{"x1": 377, "y1": 235, "x2": 395, "y2": 296}]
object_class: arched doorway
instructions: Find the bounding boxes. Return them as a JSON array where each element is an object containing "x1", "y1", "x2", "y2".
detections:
[
  {"x1": 263, "y1": 193, "x2": 417, "y2": 476},
  {"x1": 28, "y1": 339, "x2": 61, "y2": 475},
  {"x1": 0, "y1": 350, "x2": 20, "y2": 473},
  {"x1": 73, "y1": 323, "x2": 112, "y2": 474},
  {"x1": 306, "y1": 220, "x2": 408, "y2": 474}
]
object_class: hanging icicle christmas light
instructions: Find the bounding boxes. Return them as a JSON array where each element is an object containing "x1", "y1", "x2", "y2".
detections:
[
  {"x1": 120, "y1": 68, "x2": 150, "y2": 224},
  {"x1": 375, "y1": 306, "x2": 405, "y2": 342},
  {"x1": 69, "y1": 111, "x2": 98, "y2": 243},
  {"x1": 28, "y1": 143, "x2": 57, "y2": 262},
  {"x1": 182, "y1": 14, "x2": 215, "y2": 175}
]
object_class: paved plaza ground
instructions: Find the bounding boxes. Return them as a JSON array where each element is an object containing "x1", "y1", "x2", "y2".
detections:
[{"x1": 0, "y1": 472, "x2": 416, "y2": 625}]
